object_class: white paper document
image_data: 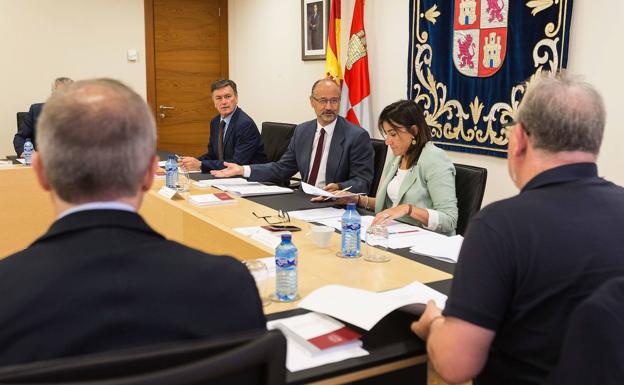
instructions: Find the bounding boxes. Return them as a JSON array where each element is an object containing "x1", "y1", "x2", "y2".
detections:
[
  {"x1": 267, "y1": 313, "x2": 369, "y2": 372},
  {"x1": 298, "y1": 282, "x2": 447, "y2": 331},
  {"x1": 220, "y1": 184, "x2": 293, "y2": 197},
  {"x1": 300, "y1": 182, "x2": 358, "y2": 199},
  {"x1": 234, "y1": 226, "x2": 284, "y2": 250},
  {"x1": 288, "y1": 207, "x2": 345, "y2": 222},
  {"x1": 409, "y1": 234, "x2": 464, "y2": 263},
  {"x1": 194, "y1": 178, "x2": 256, "y2": 188},
  {"x1": 316, "y1": 215, "x2": 421, "y2": 244},
  {"x1": 16, "y1": 158, "x2": 27, "y2": 165}
]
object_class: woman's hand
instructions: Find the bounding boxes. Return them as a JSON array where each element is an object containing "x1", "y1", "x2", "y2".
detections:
[{"x1": 372, "y1": 204, "x2": 410, "y2": 225}]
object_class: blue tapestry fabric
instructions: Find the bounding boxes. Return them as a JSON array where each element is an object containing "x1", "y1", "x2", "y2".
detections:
[{"x1": 407, "y1": 0, "x2": 573, "y2": 157}]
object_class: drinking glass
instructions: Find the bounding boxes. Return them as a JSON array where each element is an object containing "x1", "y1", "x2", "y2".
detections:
[
  {"x1": 364, "y1": 225, "x2": 391, "y2": 263},
  {"x1": 176, "y1": 165, "x2": 191, "y2": 194},
  {"x1": 242, "y1": 259, "x2": 271, "y2": 306}
]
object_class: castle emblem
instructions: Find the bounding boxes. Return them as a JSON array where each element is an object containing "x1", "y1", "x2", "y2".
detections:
[
  {"x1": 453, "y1": 0, "x2": 508, "y2": 77},
  {"x1": 458, "y1": 0, "x2": 477, "y2": 25}
]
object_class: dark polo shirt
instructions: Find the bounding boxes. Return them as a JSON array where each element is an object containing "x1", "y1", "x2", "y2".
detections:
[{"x1": 444, "y1": 163, "x2": 624, "y2": 385}]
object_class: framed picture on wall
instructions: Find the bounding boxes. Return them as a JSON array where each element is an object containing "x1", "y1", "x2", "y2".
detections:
[{"x1": 301, "y1": 0, "x2": 329, "y2": 60}]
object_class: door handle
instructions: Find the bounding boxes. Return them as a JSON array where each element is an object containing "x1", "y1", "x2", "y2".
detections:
[{"x1": 159, "y1": 105, "x2": 175, "y2": 110}]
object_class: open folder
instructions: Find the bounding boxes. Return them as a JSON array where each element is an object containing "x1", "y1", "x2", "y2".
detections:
[{"x1": 298, "y1": 281, "x2": 447, "y2": 331}]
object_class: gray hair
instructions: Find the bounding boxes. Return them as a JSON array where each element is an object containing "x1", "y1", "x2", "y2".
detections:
[
  {"x1": 51, "y1": 77, "x2": 73, "y2": 92},
  {"x1": 516, "y1": 73, "x2": 605, "y2": 155},
  {"x1": 36, "y1": 78, "x2": 156, "y2": 203},
  {"x1": 210, "y1": 79, "x2": 237, "y2": 95}
]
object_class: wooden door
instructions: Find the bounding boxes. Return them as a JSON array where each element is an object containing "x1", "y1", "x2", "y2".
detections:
[{"x1": 145, "y1": 0, "x2": 228, "y2": 156}]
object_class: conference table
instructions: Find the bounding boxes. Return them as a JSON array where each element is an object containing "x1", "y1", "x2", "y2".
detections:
[{"x1": 0, "y1": 162, "x2": 456, "y2": 385}]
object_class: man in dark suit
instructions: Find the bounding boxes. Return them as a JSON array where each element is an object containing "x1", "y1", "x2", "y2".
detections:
[
  {"x1": 307, "y1": 2, "x2": 322, "y2": 50},
  {"x1": 179, "y1": 79, "x2": 266, "y2": 173},
  {"x1": 13, "y1": 77, "x2": 73, "y2": 156},
  {"x1": 211, "y1": 78, "x2": 374, "y2": 194},
  {"x1": 0, "y1": 78, "x2": 266, "y2": 367}
]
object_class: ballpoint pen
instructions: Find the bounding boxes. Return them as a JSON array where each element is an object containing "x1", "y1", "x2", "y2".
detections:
[{"x1": 388, "y1": 229, "x2": 420, "y2": 235}]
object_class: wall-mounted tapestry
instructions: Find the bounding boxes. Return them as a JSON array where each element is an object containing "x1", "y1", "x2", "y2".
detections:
[{"x1": 408, "y1": 0, "x2": 574, "y2": 157}]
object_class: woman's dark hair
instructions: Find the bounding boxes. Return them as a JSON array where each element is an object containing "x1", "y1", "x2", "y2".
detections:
[{"x1": 378, "y1": 100, "x2": 431, "y2": 168}]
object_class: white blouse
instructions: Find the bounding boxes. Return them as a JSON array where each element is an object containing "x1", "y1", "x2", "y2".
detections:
[
  {"x1": 384, "y1": 166, "x2": 440, "y2": 231},
  {"x1": 386, "y1": 168, "x2": 409, "y2": 207}
]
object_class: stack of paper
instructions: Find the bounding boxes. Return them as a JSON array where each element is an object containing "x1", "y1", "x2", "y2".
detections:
[
  {"x1": 288, "y1": 207, "x2": 346, "y2": 221},
  {"x1": 194, "y1": 178, "x2": 293, "y2": 197},
  {"x1": 298, "y1": 281, "x2": 447, "y2": 331},
  {"x1": 188, "y1": 192, "x2": 236, "y2": 206},
  {"x1": 193, "y1": 178, "x2": 255, "y2": 188},
  {"x1": 267, "y1": 312, "x2": 369, "y2": 372},
  {"x1": 409, "y1": 234, "x2": 463, "y2": 263}
]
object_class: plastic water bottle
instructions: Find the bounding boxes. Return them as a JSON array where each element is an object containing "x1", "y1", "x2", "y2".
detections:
[
  {"x1": 341, "y1": 202, "x2": 361, "y2": 257},
  {"x1": 23, "y1": 138, "x2": 34, "y2": 166},
  {"x1": 275, "y1": 233, "x2": 298, "y2": 302},
  {"x1": 165, "y1": 154, "x2": 178, "y2": 189}
]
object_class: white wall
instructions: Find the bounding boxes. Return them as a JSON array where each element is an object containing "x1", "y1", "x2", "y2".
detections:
[
  {"x1": 229, "y1": 0, "x2": 624, "y2": 205},
  {"x1": 1, "y1": 1, "x2": 620, "y2": 205},
  {"x1": 0, "y1": 0, "x2": 146, "y2": 157}
]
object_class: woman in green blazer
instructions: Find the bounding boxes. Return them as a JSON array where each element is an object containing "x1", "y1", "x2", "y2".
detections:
[{"x1": 340, "y1": 100, "x2": 458, "y2": 235}]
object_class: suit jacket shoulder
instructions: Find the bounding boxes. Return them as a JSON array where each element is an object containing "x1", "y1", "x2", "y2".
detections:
[{"x1": 0, "y1": 210, "x2": 265, "y2": 366}]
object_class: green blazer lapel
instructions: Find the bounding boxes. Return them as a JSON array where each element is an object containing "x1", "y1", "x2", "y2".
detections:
[
  {"x1": 396, "y1": 163, "x2": 419, "y2": 204},
  {"x1": 375, "y1": 156, "x2": 400, "y2": 212}
]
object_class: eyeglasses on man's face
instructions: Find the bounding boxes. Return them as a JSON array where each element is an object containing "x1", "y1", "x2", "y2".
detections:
[
  {"x1": 311, "y1": 96, "x2": 340, "y2": 106},
  {"x1": 253, "y1": 210, "x2": 291, "y2": 225}
]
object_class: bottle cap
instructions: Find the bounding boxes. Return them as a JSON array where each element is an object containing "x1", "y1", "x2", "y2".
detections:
[
  {"x1": 281, "y1": 233, "x2": 292, "y2": 241},
  {"x1": 346, "y1": 202, "x2": 356, "y2": 210},
  {"x1": 168, "y1": 154, "x2": 175, "y2": 159}
]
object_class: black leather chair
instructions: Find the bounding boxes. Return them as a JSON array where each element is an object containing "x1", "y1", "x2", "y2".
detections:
[
  {"x1": 16, "y1": 112, "x2": 28, "y2": 131},
  {"x1": 261, "y1": 122, "x2": 296, "y2": 163},
  {"x1": 454, "y1": 163, "x2": 487, "y2": 235},
  {"x1": 369, "y1": 139, "x2": 388, "y2": 197},
  {"x1": 0, "y1": 330, "x2": 287, "y2": 385}
]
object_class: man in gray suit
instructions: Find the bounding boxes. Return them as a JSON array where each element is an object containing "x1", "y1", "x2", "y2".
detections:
[{"x1": 211, "y1": 79, "x2": 374, "y2": 194}]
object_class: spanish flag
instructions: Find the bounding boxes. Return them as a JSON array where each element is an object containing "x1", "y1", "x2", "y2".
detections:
[{"x1": 325, "y1": 0, "x2": 342, "y2": 84}]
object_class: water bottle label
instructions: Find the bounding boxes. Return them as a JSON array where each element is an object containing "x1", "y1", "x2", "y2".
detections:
[
  {"x1": 276, "y1": 257, "x2": 297, "y2": 268},
  {"x1": 343, "y1": 223, "x2": 361, "y2": 231}
]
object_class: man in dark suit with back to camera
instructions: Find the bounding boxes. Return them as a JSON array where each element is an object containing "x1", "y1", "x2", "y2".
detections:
[
  {"x1": 411, "y1": 74, "x2": 624, "y2": 385},
  {"x1": 179, "y1": 79, "x2": 266, "y2": 173},
  {"x1": 13, "y1": 77, "x2": 73, "y2": 157},
  {"x1": 212, "y1": 78, "x2": 374, "y2": 194},
  {"x1": 0, "y1": 79, "x2": 265, "y2": 367}
]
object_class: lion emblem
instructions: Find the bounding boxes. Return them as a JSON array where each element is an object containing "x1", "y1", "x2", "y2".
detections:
[
  {"x1": 457, "y1": 35, "x2": 476, "y2": 69},
  {"x1": 486, "y1": 0, "x2": 505, "y2": 23}
]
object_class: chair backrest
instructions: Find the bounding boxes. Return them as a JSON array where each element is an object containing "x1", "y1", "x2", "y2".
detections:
[
  {"x1": 546, "y1": 276, "x2": 624, "y2": 385},
  {"x1": 369, "y1": 139, "x2": 388, "y2": 197},
  {"x1": 454, "y1": 163, "x2": 487, "y2": 235},
  {"x1": 261, "y1": 122, "x2": 296, "y2": 163},
  {"x1": 0, "y1": 330, "x2": 286, "y2": 385},
  {"x1": 16, "y1": 112, "x2": 28, "y2": 130}
]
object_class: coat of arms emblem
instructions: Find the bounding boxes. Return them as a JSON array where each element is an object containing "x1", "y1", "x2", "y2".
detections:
[{"x1": 453, "y1": 0, "x2": 508, "y2": 77}]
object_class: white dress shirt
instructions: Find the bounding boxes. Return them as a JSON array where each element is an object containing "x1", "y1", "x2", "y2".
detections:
[
  {"x1": 243, "y1": 118, "x2": 337, "y2": 187},
  {"x1": 58, "y1": 201, "x2": 136, "y2": 219},
  {"x1": 307, "y1": 119, "x2": 336, "y2": 188}
]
